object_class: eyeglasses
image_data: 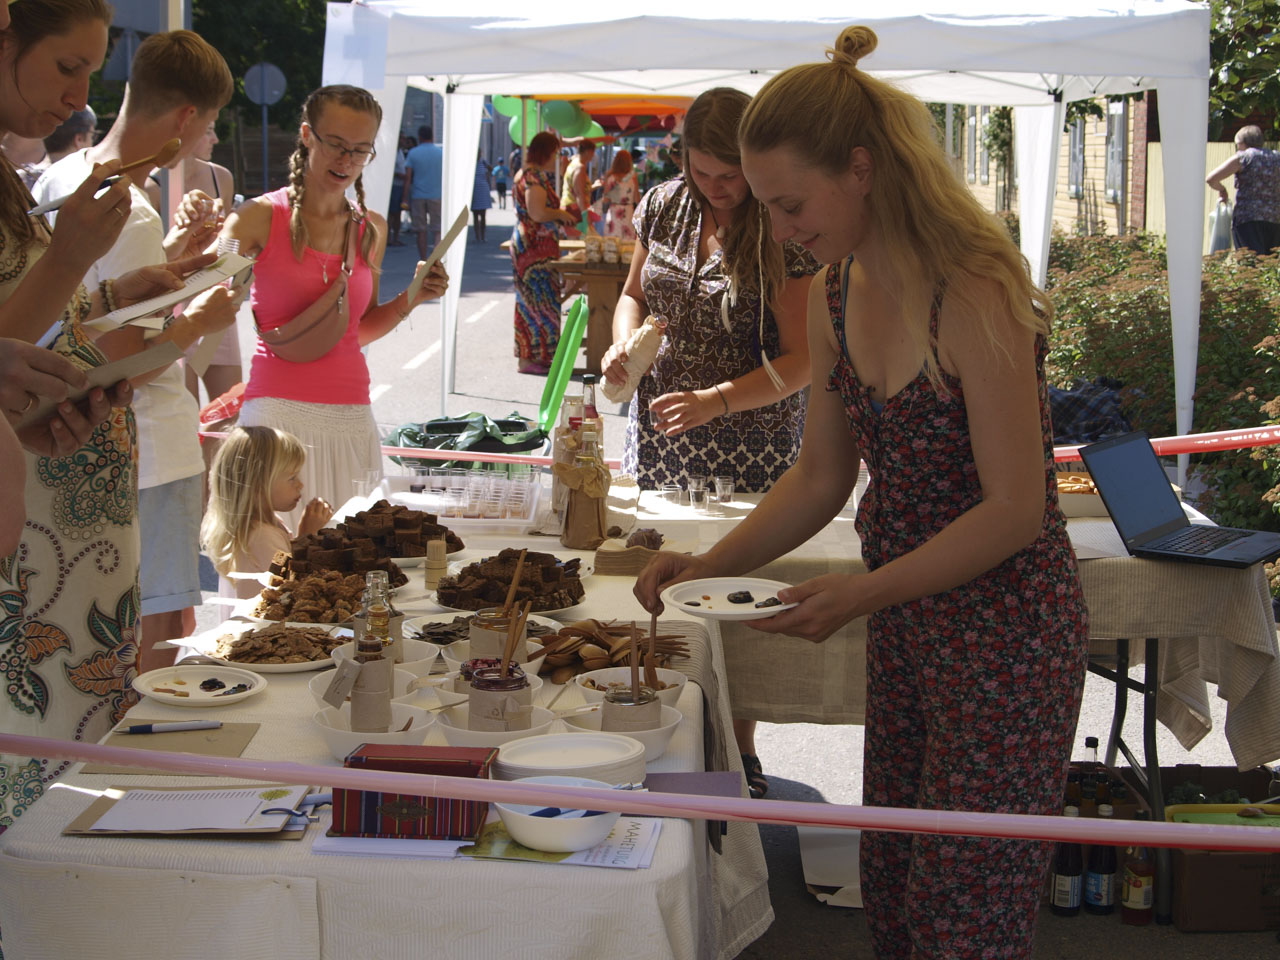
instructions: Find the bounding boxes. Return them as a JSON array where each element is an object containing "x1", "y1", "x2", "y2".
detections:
[{"x1": 310, "y1": 131, "x2": 376, "y2": 165}]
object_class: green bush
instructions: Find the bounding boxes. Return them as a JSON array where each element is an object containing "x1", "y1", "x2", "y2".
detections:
[{"x1": 1044, "y1": 234, "x2": 1280, "y2": 534}]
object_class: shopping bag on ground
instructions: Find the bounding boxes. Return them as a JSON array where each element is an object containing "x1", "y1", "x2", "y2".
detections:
[
  {"x1": 384, "y1": 412, "x2": 545, "y2": 470},
  {"x1": 1209, "y1": 201, "x2": 1233, "y2": 254}
]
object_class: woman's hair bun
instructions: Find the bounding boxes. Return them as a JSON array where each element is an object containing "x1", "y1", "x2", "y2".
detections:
[{"x1": 827, "y1": 25, "x2": 878, "y2": 69}]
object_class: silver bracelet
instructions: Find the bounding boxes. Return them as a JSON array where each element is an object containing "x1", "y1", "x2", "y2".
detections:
[{"x1": 713, "y1": 383, "x2": 729, "y2": 415}]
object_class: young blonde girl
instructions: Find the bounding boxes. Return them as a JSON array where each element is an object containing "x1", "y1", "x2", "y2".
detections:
[{"x1": 202, "y1": 426, "x2": 333, "y2": 603}]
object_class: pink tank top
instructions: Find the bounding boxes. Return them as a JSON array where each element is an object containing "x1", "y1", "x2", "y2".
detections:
[{"x1": 245, "y1": 188, "x2": 374, "y2": 405}]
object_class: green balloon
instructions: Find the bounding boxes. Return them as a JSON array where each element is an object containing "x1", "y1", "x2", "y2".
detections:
[
  {"x1": 559, "y1": 108, "x2": 592, "y2": 138},
  {"x1": 492, "y1": 94, "x2": 521, "y2": 117},
  {"x1": 585, "y1": 120, "x2": 606, "y2": 139},
  {"x1": 508, "y1": 115, "x2": 525, "y2": 144},
  {"x1": 542, "y1": 100, "x2": 577, "y2": 130}
]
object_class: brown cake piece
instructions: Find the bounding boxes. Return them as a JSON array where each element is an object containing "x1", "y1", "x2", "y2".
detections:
[{"x1": 435, "y1": 549, "x2": 586, "y2": 612}]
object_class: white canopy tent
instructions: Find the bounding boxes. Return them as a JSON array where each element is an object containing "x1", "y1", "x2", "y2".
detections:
[{"x1": 322, "y1": 1, "x2": 1209, "y2": 442}]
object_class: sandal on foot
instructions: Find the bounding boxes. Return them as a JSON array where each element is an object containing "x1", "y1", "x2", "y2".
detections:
[{"x1": 741, "y1": 753, "x2": 768, "y2": 799}]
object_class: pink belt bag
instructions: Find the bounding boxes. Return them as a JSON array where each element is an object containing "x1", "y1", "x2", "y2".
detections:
[{"x1": 255, "y1": 214, "x2": 358, "y2": 363}]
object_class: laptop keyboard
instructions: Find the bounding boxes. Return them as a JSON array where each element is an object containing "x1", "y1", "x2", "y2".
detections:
[{"x1": 1153, "y1": 525, "x2": 1247, "y2": 555}]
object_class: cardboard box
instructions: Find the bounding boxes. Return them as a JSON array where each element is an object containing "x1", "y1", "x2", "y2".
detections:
[
  {"x1": 330, "y1": 744, "x2": 498, "y2": 841},
  {"x1": 1122, "y1": 764, "x2": 1280, "y2": 932}
]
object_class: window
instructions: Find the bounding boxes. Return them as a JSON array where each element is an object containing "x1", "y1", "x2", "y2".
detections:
[
  {"x1": 1067, "y1": 118, "x2": 1085, "y2": 199},
  {"x1": 966, "y1": 106, "x2": 977, "y2": 183},
  {"x1": 1105, "y1": 99, "x2": 1127, "y2": 204},
  {"x1": 979, "y1": 106, "x2": 990, "y2": 185}
]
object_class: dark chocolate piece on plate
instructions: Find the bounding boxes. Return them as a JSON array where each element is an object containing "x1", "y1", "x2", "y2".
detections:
[
  {"x1": 754, "y1": 596, "x2": 783, "y2": 608},
  {"x1": 727, "y1": 590, "x2": 755, "y2": 604}
]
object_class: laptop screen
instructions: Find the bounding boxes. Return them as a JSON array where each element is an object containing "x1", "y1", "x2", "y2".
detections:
[{"x1": 1079, "y1": 433, "x2": 1185, "y2": 544}]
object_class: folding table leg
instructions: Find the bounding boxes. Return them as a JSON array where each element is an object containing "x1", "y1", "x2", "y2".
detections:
[{"x1": 1143, "y1": 637, "x2": 1172, "y2": 924}]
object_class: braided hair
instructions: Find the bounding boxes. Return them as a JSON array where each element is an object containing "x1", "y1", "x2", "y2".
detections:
[{"x1": 286, "y1": 84, "x2": 383, "y2": 264}]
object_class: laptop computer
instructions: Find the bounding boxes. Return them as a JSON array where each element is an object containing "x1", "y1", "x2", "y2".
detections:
[{"x1": 1078, "y1": 431, "x2": 1280, "y2": 568}]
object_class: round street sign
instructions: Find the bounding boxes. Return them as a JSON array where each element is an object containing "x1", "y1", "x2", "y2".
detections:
[{"x1": 244, "y1": 62, "x2": 286, "y2": 106}]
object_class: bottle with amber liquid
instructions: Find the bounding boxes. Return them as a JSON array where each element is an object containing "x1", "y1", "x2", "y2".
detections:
[
  {"x1": 350, "y1": 570, "x2": 392, "y2": 733},
  {"x1": 1049, "y1": 806, "x2": 1084, "y2": 917},
  {"x1": 1120, "y1": 811, "x2": 1155, "y2": 925}
]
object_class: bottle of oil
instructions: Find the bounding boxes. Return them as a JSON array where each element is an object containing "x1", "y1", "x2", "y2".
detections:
[
  {"x1": 1049, "y1": 806, "x2": 1084, "y2": 917},
  {"x1": 1120, "y1": 811, "x2": 1155, "y2": 925},
  {"x1": 350, "y1": 570, "x2": 392, "y2": 733},
  {"x1": 1083, "y1": 803, "x2": 1117, "y2": 915}
]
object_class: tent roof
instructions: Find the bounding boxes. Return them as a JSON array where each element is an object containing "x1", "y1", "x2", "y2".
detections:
[{"x1": 325, "y1": 1, "x2": 1209, "y2": 105}]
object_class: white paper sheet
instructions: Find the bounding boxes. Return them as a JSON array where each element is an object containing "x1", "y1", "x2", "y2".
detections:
[
  {"x1": 82, "y1": 252, "x2": 254, "y2": 334},
  {"x1": 89, "y1": 784, "x2": 308, "y2": 832}
]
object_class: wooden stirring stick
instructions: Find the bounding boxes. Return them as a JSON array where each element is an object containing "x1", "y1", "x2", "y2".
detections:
[
  {"x1": 629, "y1": 622, "x2": 641, "y2": 698},
  {"x1": 500, "y1": 608, "x2": 520, "y2": 679},
  {"x1": 502, "y1": 548, "x2": 528, "y2": 617},
  {"x1": 644, "y1": 609, "x2": 660, "y2": 691}
]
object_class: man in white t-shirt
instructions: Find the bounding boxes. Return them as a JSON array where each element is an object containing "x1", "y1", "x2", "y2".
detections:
[{"x1": 32, "y1": 31, "x2": 236, "y2": 673}]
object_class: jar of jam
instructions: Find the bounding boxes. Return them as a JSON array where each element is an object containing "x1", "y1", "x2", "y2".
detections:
[
  {"x1": 468, "y1": 665, "x2": 532, "y2": 731},
  {"x1": 601, "y1": 684, "x2": 661, "y2": 732}
]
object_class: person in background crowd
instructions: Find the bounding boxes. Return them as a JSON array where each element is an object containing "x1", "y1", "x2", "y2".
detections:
[
  {"x1": 642, "y1": 25, "x2": 1089, "y2": 959},
  {"x1": 471, "y1": 148, "x2": 493, "y2": 243},
  {"x1": 43, "y1": 106, "x2": 95, "y2": 164},
  {"x1": 387, "y1": 132, "x2": 410, "y2": 246},
  {"x1": 403, "y1": 123, "x2": 443, "y2": 258},
  {"x1": 34, "y1": 29, "x2": 239, "y2": 674},
  {"x1": 214, "y1": 85, "x2": 448, "y2": 529},
  {"x1": 511, "y1": 130, "x2": 577, "y2": 375},
  {"x1": 0, "y1": 0, "x2": 230, "y2": 830},
  {"x1": 508, "y1": 145, "x2": 522, "y2": 177},
  {"x1": 1207, "y1": 124, "x2": 1280, "y2": 256},
  {"x1": 202, "y1": 425, "x2": 332, "y2": 608},
  {"x1": 600, "y1": 148, "x2": 639, "y2": 239},
  {"x1": 602, "y1": 88, "x2": 819, "y2": 798},
  {"x1": 492, "y1": 157, "x2": 509, "y2": 209},
  {"x1": 560, "y1": 139, "x2": 595, "y2": 219}
]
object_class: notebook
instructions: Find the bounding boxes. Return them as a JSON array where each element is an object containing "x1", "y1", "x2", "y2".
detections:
[{"x1": 1079, "y1": 431, "x2": 1280, "y2": 568}]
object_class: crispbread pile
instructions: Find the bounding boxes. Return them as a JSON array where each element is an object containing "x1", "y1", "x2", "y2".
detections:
[
  {"x1": 253, "y1": 570, "x2": 369, "y2": 623},
  {"x1": 217, "y1": 623, "x2": 344, "y2": 663},
  {"x1": 435, "y1": 547, "x2": 585, "y2": 612},
  {"x1": 1056, "y1": 473, "x2": 1099, "y2": 495}
]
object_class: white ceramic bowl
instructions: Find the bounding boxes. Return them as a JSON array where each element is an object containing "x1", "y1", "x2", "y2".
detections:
[
  {"x1": 435, "y1": 704, "x2": 555, "y2": 748},
  {"x1": 560, "y1": 705, "x2": 682, "y2": 762},
  {"x1": 494, "y1": 732, "x2": 647, "y2": 785},
  {"x1": 495, "y1": 775, "x2": 621, "y2": 853},
  {"x1": 310, "y1": 702, "x2": 434, "y2": 761},
  {"x1": 332, "y1": 638, "x2": 442, "y2": 677},
  {"x1": 573, "y1": 667, "x2": 687, "y2": 709},
  {"x1": 393, "y1": 670, "x2": 544, "y2": 710},
  {"x1": 441, "y1": 640, "x2": 544, "y2": 676},
  {"x1": 309, "y1": 667, "x2": 416, "y2": 710}
]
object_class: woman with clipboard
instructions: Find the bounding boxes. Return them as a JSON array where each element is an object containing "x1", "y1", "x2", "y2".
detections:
[{"x1": 210, "y1": 84, "x2": 449, "y2": 524}]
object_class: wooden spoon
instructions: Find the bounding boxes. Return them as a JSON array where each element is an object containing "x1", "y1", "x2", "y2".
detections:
[
  {"x1": 502, "y1": 549, "x2": 528, "y2": 617},
  {"x1": 119, "y1": 137, "x2": 182, "y2": 178}
]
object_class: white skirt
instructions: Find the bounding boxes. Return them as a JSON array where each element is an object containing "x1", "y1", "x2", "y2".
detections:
[{"x1": 239, "y1": 397, "x2": 382, "y2": 532}]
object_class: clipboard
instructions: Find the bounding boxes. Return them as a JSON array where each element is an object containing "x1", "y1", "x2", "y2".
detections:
[
  {"x1": 404, "y1": 208, "x2": 469, "y2": 304},
  {"x1": 62, "y1": 783, "x2": 313, "y2": 839},
  {"x1": 81, "y1": 252, "x2": 255, "y2": 335},
  {"x1": 12, "y1": 341, "x2": 183, "y2": 430}
]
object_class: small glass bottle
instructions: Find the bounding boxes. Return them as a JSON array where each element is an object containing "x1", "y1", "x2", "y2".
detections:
[
  {"x1": 1084, "y1": 803, "x2": 1118, "y2": 915},
  {"x1": 581, "y1": 373, "x2": 599, "y2": 421},
  {"x1": 577, "y1": 430, "x2": 602, "y2": 466},
  {"x1": 350, "y1": 570, "x2": 393, "y2": 733},
  {"x1": 360, "y1": 570, "x2": 392, "y2": 655},
  {"x1": 1050, "y1": 806, "x2": 1084, "y2": 917},
  {"x1": 1120, "y1": 810, "x2": 1155, "y2": 925},
  {"x1": 1065, "y1": 770, "x2": 1082, "y2": 807}
]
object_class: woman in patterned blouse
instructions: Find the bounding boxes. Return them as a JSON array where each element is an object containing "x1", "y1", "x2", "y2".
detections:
[{"x1": 601, "y1": 87, "x2": 819, "y2": 494}]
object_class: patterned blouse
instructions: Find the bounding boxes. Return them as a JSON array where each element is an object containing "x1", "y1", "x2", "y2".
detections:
[
  {"x1": 1234, "y1": 147, "x2": 1280, "y2": 226},
  {"x1": 621, "y1": 177, "x2": 820, "y2": 491}
]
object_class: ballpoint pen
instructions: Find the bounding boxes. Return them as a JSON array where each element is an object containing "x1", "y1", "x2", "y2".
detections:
[{"x1": 120, "y1": 720, "x2": 223, "y2": 735}]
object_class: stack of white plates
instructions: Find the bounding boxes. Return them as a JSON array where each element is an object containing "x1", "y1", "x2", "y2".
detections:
[{"x1": 494, "y1": 732, "x2": 646, "y2": 786}]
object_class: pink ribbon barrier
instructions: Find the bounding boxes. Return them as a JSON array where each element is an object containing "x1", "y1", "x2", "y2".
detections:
[
  {"x1": 6, "y1": 733, "x2": 1279, "y2": 853},
  {"x1": 1055, "y1": 425, "x2": 1280, "y2": 462}
]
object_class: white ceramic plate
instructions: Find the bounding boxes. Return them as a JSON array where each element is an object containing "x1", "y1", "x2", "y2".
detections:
[
  {"x1": 496, "y1": 731, "x2": 645, "y2": 772},
  {"x1": 660, "y1": 577, "x2": 797, "y2": 621},
  {"x1": 133, "y1": 664, "x2": 267, "y2": 706}
]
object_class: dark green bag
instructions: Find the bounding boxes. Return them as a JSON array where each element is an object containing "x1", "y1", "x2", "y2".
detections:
[{"x1": 384, "y1": 412, "x2": 545, "y2": 469}]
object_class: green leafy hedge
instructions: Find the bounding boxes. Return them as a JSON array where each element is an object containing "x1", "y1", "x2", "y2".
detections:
[{"x1": 1042, "y1": 232, "x2": 1280, "y2": 539}]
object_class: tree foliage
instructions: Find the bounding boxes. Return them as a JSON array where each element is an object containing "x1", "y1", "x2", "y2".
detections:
[
  {"x1": 1203, "y1": 0, "x2": 1280, "y2": 138},
  {"x1": 192, "y1": 0, "x2": 327, "y2": 132}
]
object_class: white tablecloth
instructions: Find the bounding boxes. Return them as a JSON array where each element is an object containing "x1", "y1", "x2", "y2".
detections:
[{"x1": 0, "y1": 531, "x2": 771, "y2": 960}]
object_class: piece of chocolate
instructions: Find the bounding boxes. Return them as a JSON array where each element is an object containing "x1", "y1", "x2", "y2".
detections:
[{"x1": 727, "y1": 590, "x2": 754, "y2": 604}]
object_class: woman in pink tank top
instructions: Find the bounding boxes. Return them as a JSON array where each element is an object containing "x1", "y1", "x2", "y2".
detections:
[{"x1": 218, "y1": 85, "x2": 448, "y2": 527}]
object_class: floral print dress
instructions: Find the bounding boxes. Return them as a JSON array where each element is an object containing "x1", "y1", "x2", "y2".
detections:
[
  {"x1": 622, "y1": 178, "x2": 819, "y2": 491},
  {"x1": 0, "y1": 211, "x2": 140, "y2": 832},
  {"x1": 823, "y1": 260, "x2": 1089, "y2": 959},
  {"x1": 510, "y1": 167, "x2": 563, "y2": 364}
]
